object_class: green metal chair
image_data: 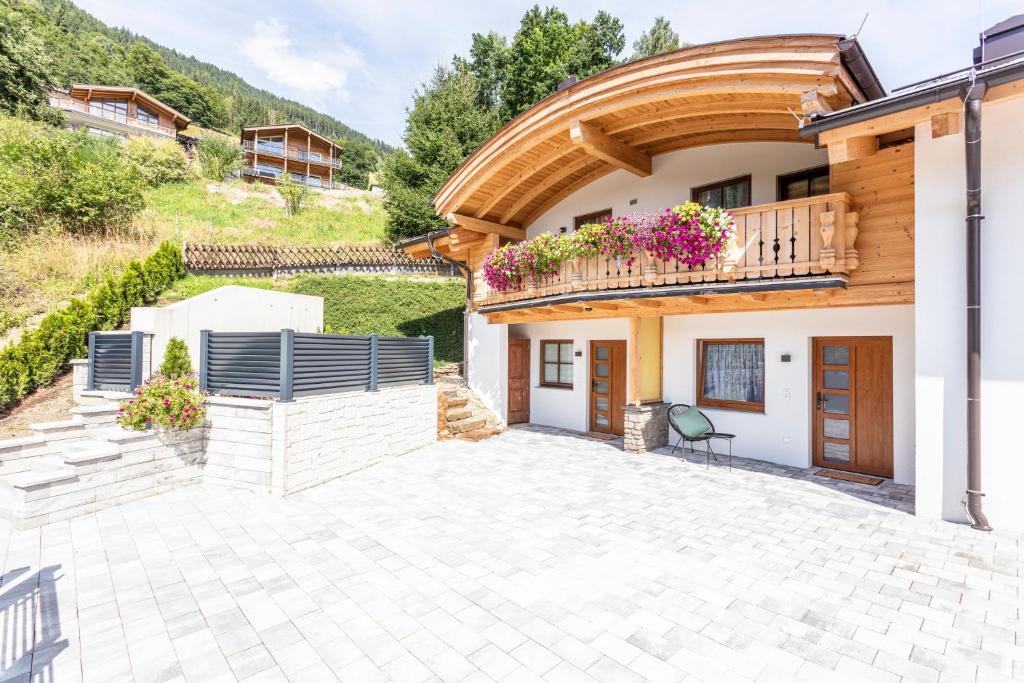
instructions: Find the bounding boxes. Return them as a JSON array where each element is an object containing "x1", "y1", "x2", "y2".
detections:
[{"x1": 668, "y1": 403, "x2": 733, "y2": 470}]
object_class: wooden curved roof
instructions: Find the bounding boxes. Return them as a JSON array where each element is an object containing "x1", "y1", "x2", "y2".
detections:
[{"x1": 434, "y1": 34, "x2": 870, "y2": 231}]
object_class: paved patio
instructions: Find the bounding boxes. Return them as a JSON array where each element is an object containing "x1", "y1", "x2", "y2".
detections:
[{"x1": 1, "y1": 427, "x2": 1021, "y2": 683}]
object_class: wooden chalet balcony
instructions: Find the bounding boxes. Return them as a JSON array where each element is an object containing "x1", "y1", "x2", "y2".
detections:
[
  {"x1": 241, "y1": 139, "x2": 343, "y2": 168},
  {"x1": 48, "y1": 95, "x2": 178, "y2": 137},
  {"x1": 474, "y1": 193, "x2": 859, "y2": 308}
]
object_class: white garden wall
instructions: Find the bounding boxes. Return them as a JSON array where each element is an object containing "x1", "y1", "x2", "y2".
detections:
[
  {"x1": 526, "y1": 142, "x2": 828, "y2": 237},
  {"x1": 915, "y1": 96, "x2": 1024, "y2": 530},
  {"x1": 130, "y1": 285, "x2": 323, "y2": 371},
  {"x1": 467, "y1": 312, "x2": 508, "y2": 425}
]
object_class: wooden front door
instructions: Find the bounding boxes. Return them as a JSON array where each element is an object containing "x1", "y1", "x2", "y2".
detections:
[
  {"x1": 589, "y1": 340, "x2": 626, "y2": 435},
  {"x1": 812, "y1": 337, "x2": 893, "y2": 478},
  {"x1": 508, "y1": 339, "x2": 530, "y2": 424}
]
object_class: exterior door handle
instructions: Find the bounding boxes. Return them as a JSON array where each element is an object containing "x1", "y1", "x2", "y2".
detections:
[{"x1": 816, "y1": 391, "x2": 822, "y2": 410}]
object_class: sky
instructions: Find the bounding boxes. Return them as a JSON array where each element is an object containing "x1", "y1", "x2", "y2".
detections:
[{"x1": 75, "y1": 0, "x2": 1019, "y2": 147}]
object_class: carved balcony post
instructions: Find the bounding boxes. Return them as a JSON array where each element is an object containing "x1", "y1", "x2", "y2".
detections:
[
  {"x1": 818, "y1": 210, "x2": 837, "y2": 270},
  {"x1": 844, "y1": 212, "x2": 860, "y2": 271},
  {"x1": 571, "y1": 257, "x2": 585, "y2": 289},
  {"x1": 722, "y1": 229, "x2": 741, "y2": 279}
]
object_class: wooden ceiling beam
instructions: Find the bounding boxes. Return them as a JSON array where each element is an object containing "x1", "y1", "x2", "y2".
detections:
[
  {"x1": 569, "y1": 120, "x2": 652, "y2": 177},
  {"x1": 446, "y1": 213, "x2": 525, "y2": 241},
  {"x1": 521, "y1": 165, "x2": 616, "y2": 228},
  {"x1": 827, "y1": 135, "x2": 877, "y2": 164},
  {"x1": 624, "y1": 114, "x2": 799, "y2": 147},
  {"x1": 472, "y1": 143, "x2": 577, "y2": 219},
  {"x1": 601, "y1": 100, "x2": 799, "y2": 136},
  {"x1": 930, "y1": 112, "x2": 961, "y2": 139},
  {"x1": 500, "y1": 156, "x2": 596, "y2": 224}
]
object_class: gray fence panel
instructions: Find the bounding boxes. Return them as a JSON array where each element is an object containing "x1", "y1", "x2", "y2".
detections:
[
  {"x1": 204, "y1": 332, "x2": 282, "y2": 397},
  {"x1": 292, "y1": 333, "x2": 372, "y2": 396},
  {"x1": 377, "y1": 337, "x2": 432, "y2": 387},
  {"x1": 91, "y1": 333, "x2": 134, "y2": 390}
]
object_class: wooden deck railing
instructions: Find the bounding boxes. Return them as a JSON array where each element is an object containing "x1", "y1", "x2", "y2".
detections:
[
  {"x1": 474, "y1": 193, "x2": 858, "y2": 306},
  {"x1": 241, "y1": 139, "x2": 343, "y2": 168}
]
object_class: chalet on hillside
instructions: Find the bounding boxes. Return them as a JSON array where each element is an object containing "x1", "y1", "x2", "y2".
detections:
[
  {"x1": 48, "y1": 84, "x2": 190, "y2": 140},
  {"x1": 240, "y1": 124, "x2": 343, "y2": 190},
  {"x1": 398, "y1": 23, "x2": 1024, "y2": 532}
]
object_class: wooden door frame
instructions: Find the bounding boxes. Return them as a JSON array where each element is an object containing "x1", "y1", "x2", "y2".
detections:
[
  {"x1": 811, "y1": 336, "x2": 893, "y2": 478},
  {"x1": 589, "y1": 340, "x2": 626, "y2": 435},
  {"x1": 507, "y1": 338, "x2": 531, "y2": 424}
]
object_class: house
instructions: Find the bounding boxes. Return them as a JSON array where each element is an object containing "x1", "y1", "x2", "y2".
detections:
[
  {"x1": 240, "y1": 123, "x2": 342, "y2": 190},
  {"x1": 398, "y1": 25, "x2": 1024, "y2": 532},
  {"x1": 48, "y1": 84, "x2": 190, "y2": 140}
]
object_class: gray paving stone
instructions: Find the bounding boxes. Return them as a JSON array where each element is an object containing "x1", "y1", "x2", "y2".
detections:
[{"x1": 0, "y1": 427, "x2": 1020, "y2": 683}]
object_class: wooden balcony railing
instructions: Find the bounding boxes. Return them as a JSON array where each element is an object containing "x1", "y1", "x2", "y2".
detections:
[
  {"x1": 474, "y1": 193, "x2": 858, "y2": 306},
  {"x1": 242, "y1": 139, "x2": 343, "y2": 168},
  {"x1": 48, "y1": 96, "x2": 178, "y2": 137}
]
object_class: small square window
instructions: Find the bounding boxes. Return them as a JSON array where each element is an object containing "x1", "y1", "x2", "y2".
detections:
[{"x1": 540, "y1": 340, "x2": 573, "y2": 388}]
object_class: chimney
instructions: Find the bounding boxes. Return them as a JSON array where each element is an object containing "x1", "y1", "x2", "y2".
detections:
[{"x1": 974, "y1": 14, "x2": 1024, "y2": 65}]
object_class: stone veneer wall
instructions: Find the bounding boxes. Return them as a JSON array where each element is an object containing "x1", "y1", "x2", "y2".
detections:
[
  {"x1": 204, "y1": 397, "x2": 274, "y2": 491},
  {"x1": 270, "y1": 384, "x2": 437, "y2": 495},
  {"x1": 623, "y1": 402, "x2": 670, "y2": 453}
]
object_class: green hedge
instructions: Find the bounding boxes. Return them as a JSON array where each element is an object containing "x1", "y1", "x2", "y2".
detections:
[
  {"x1": 287, "y1": 275, "x2": 465, "y2": 364},
  {"x1": 0, "y1": 241, "x2": 185, "y2": 413}
]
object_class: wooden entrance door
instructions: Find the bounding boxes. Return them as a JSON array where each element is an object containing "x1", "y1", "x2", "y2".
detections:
[
  {"x1": 508, "y1": 339, "x2": 530, "y2": 424},
  {"x1": 812, "y1": 337, "x2": 893, "y2": 478},
  {"x1": 589, "y1": 340, "x2": 626, "y2": 435}
]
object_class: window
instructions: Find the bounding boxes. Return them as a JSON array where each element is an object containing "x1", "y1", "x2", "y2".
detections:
[
  {"x1": 88, "y1": 99, "x2": 128, "y2": 123},
  {"x1": 86, "y1": 126, "x2": 125, "y2": 140},
  {"x1": 136, "y1": 104, "x2": 159, "y2": 126},
  {"x1": 256, "y1": 136, "x2": 284, "y2": 155},
  {"x1": 541, "y1": 340, "x2": 574, "y2": 388},
  {"x1": 573, "y1": 208, "x2": 612, "y2": 231},
  {"x1": 777, "y1": 165, "x2": 830, "y2": 201},
  {"x1": 255, "y1": 163, "x2": 282, "y2": 177},
  {"x1": 696, "y1": 339, "x2": 765, "y2": 412},
  {"x1": 691, "y1": 175, "x2": 751, "y2": 210}
]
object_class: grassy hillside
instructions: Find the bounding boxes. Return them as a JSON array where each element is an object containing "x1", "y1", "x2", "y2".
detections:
[
  {"x1": 0, "y1": 179, "x2": 387, "y2": 340},
  {"x1": 160, "y1": 274, "x2": 465, "y2": 364}
]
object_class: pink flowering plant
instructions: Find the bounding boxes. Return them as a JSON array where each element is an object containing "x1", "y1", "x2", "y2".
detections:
[
  {"x1": 481, "y1": 203, "x2": 734, "y2": 292},
  {"x1": 117, "y1": 373, "x2": 207, "y2": 432}
]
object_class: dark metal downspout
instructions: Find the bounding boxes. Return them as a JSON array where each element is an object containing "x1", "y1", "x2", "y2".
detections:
[
  {"x1": 426, "y1": 230, "x2": 472, "y2": 384},
  {"x1": 963, "y1": 79, "x2": 992, "y2": 532}
]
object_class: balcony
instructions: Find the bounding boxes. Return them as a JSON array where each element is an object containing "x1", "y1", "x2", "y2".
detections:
[
  {"x1": 241, "y1": 166, "x2": 334, "y2": 190},
  {"x1": 242, "y1": 139, "x2": 342, "y2": 168},
  {"x1": 474, "y1": 193, "x2": 859, "y2": 308},
  {"x1": 48, "y1": 96, "x2": 177, "y2": 137}
]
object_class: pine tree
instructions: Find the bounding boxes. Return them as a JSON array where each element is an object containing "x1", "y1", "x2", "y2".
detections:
[
  {"x1": 159, "y1": 337, "x2": 193, "y2": 379},
  {"x1": 632, "y1": 17, "x2": 684, "y2": 61}
]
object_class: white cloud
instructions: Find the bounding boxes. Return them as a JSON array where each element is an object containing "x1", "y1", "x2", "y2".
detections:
[{"x1": 242, "y1": 18, "x2": 361, "y2": 98}]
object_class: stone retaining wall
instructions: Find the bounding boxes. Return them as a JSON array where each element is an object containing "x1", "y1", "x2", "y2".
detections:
[{"x1": 204, "y1": 397, "x2": 274, "y2": 491}]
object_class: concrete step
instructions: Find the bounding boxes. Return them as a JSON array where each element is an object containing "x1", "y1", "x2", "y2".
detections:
[
  {"x1": 99, "y1": 427, "x2": 158, "y2": 445},
  {"x1": 68, "y1": 404, "x2": 121, "y2": 425},
  {"x1": 440, "y1": 388, "x2": 462, "y2": 399},
  {"x1": 31, "y1": 419, "x2": 89, "y2": 441},
  {"x1": 445, "y1": 397, "x2": 469, "y2": 409},
  {"x1": 0, "y1": 463, "x2": 77, "y2": 490},
  {"x1": 454, "y1": 427, "x2": 504, "y2": 442},
  {"x1": 58, "y1": 440, "x2": 121, "y2": 465},
  {"x1": 445, "y1": 407, "x2": 474, "y2": 422},
  {"x1": 447, "y1": 417, "x2": 486, "y2": 434},
  {"x1": 0, "y1": 434, "x2": 47, "y2": 455}
]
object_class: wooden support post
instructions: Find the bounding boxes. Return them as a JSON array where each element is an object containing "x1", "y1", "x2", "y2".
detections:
[
  {"x1": 628, "y1": 318, "x2": 641, "y2": 407},
  {"x1": 283, "y1": 128, "x2": 288, "y2": 178}
]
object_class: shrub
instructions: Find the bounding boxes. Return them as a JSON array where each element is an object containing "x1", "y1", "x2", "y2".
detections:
[
  {"x1": 287, "y1": 274, "x2": 465, "y2": 364},
  {"x1": 117, "y1": 374, "x2": 206, "y2": 432},
  {"x1": 159, "y1": 337, "x2": 193, "y2": 378},
  {"x1": 0, "y1": 117, "x2": 145, "y2": 241},
  {"x1": 0, "y1": 241, "x2": 186, "y2": 414},
  {"x1": 120, "y1": 137, "x2": 194, "y2": 187},
  {"x1": 276, "y1": 174, "x2": 312, "y2": 216},
  {"x1": 195, "y1": 136, "x2": 242, "y2": 181}
]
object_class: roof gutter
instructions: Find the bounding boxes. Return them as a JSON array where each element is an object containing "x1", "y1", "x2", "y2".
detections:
[{"x1": 838, "y1": 38, "x2": 886, "y2": 101}]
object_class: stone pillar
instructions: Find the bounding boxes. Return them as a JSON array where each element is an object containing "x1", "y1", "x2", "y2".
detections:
[
  {"x1": 70, "y1": 358, "x2": 89, "y2": 403},
  {"x1": 623, "y1": 401, "x2": 669, "y2": 453}
]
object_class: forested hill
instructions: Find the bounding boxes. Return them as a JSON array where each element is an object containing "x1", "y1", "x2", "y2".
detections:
[{"x1": 8, "y1": 0, "x2": 391, "y2": 153}]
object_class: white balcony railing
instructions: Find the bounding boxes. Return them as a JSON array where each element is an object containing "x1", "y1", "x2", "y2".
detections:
[{"x1": 48, "y1": 96, "x2": 177, "y2": 137}]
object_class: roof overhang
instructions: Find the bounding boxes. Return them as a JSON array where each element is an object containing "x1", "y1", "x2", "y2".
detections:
[
  {"x1": 432, "y1": 34, "x2": 878, "y2": 233},
  {"x1": 240, "y1": 123, "x2": 342, "y2": 150},
  {"x1": 800, "y1": 55, "x2": 1024, "y2": 163},
  {"x1": 68, "y1": 84, "x2": 191, "y2": 127}
]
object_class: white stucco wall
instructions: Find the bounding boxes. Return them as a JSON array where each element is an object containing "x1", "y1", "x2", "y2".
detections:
[
  {"x1": 915, "y1": 96, "x2": 1024, "y2": 530},
  {"x1": 468, "y1": 312, "x2": 508, "y2": 425},
  {"x1": 504, "y1": 305, "x2": 914, "y2": 482},
  {"x1": 526, "y1": 141, "x2": 828, "y2": 237},
  {"x1": 130, "y1": 285, "x2": 323, "y2": 373}
]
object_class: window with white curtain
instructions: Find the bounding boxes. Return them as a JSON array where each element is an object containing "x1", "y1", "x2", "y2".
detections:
[{"x1": 697, "y1": 339, "x2": 765, "y2": 412}]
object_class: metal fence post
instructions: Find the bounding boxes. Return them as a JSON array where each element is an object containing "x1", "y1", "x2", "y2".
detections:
[
  {"x1": 129, "y1": 331, "x2": 144, "y2": 391},
  {"x1": 87, "y1": 332, "x2": 96, "y2": 391},
  {"x1": 199, "y1": 329, "x2": 210, "y2": 392},
  {"x1": 280, "y1": 329, "x2": 295, "y2": 401},
  {"x1": 369, "y1": 334, "x2": 379, "y2": 392},
  {"x1": 425, "y1": 336, "x2": 434, "y2": 385}
]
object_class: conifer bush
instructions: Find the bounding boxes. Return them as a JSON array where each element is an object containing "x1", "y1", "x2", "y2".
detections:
[{"x1": 159, "y1": 337, "x2": 193, "y2": 379}]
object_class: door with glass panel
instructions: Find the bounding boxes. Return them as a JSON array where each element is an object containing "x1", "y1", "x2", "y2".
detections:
[
  {"x1": 589, "y1": 341, "x2": 626, "y2": 435},
  {"x1": 812, "y1": 337, "x2": 893, "y2": 478}
]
